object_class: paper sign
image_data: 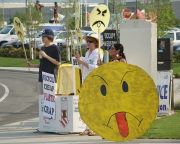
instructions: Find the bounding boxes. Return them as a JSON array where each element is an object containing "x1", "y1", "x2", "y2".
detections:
[
  {"x1": 42, "y1": 72, "x2": 56, "y2": 119},
  {"x1": 13, "y1": 17, "x2": 24, "y2": 43}
]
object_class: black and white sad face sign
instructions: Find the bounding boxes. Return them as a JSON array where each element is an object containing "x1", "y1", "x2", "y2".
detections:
[{"x1": 90, "y1": 4, "x2": 110, "y2": 33}]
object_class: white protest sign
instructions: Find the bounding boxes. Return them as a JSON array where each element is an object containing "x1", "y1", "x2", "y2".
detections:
[
  {"x1": 42, "y1": 72, "x2": 56, "y2": 119},
  {"x1": 157, "y1": 71, "x2": 172, "y2": 115}
]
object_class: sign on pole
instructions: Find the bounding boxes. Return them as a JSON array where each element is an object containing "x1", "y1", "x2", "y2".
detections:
[
  {"x1": 42, "y1": 72, "x2": 56, "y2": 119},
  {"x1": 123, "y1": 9, "x2": 131, "y2": 19},
  {"x1": 103, "y1": 30, "x2": 117, "y2": 49}
]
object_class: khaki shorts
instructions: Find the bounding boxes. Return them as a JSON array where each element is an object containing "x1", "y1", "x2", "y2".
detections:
[{"x1": 38, "y1": 82, "x2": 57, "y2": 95}]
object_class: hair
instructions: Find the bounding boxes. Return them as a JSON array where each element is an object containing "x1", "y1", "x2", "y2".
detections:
[
  {"x1": 54, "y1": 2, "x2": 58, "y2": 6},
  {"x1": 36, "y1": 0, "x2": 39, "y2": 3},
  {"x1": 87, "y1": 37, "x2": 98, "y2": 48},
  {"x1": 114, "y1": 43, "x2": 126, "y2": 60},
  {"x1": 46, "y1": 35, "x2": 54, "y2": 42}
]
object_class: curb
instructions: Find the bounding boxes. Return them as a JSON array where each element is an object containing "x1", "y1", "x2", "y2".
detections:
[{"x1": 0, "y1": 69, "x2": 39, "y2": 74}]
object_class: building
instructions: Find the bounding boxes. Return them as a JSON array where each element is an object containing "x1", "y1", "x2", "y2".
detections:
[{"x1": 0, "y1": 0, "x2": 179, "y2": 24}]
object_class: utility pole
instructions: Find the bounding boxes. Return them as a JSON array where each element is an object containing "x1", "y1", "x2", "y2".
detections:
[
  {"x1": 104, "y1": 0, "x2": 109, "y2": 64},
  {"x1": 2, "y1": 0, "x2": 4, "y2": 27},
  {"x1": 81, "y1": 0, "x2": 82, "y2": 27}
]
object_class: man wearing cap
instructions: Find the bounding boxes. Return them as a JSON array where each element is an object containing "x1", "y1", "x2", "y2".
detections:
[
  {"x1": 26, "y1": 29, "x2": 61, "y2": 95},
  {"x1": 75, "y1": 33, "x2": 103, "y2": 136}
]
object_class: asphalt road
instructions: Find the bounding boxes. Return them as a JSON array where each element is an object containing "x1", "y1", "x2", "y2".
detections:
[{"x1": 0, "y1": 71, "x2": 39, "y2": 126}]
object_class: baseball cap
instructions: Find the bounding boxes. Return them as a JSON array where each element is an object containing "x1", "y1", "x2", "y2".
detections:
[{"x1": 40, "y1": 29, "x2": 54, "y2": 36}]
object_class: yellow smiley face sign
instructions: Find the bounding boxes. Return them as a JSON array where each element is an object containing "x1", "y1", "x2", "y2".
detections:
[
  {"x1": 75, "y1": 28, "x2": 82, "y2": 46},
  {"x1": 13, "y1": 17, "x2": 24, "y2": 43},
  {"x1": 75, "y1": 1, "x2": 80, "y2": 29},
  {"x1": 79, "y1": 62, "x2": 159, "y2": 142},
  {"x1": 90, "y1": 4, "x2": 110, "y2": 33}
]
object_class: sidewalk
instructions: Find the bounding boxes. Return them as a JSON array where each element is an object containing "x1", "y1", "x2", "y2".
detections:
[
  {"x1": 0, "y1": 117, "x2": 180, "y2": 144},
  {"x1": 0, "y1": 67, "x2": 180, "y2": 143}
]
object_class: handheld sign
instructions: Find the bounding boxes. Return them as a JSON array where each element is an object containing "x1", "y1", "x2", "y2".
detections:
[
  {"x1": 77, "y1": 28, "x2": 82, "y2": 57},
  {"x1": 71, "y1": 31, "x2": 75, "y2": 56},
  {"x1": 13, "y1": 17, "x2": 24, "y2": 43},
  {"x1": 13, "y1": 17, "x2": 30, "y2": 71},
  {"x1": 90, "y1": 4, "x2": 110, "y2": 61},
  {"x1": 75, "y1": 1, "x2": 80, "y2": 29},
  {"x1": 89, "y1": 4, "x2": 110, "y2": 34}
]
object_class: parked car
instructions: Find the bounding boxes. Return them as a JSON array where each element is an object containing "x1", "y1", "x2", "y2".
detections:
[
  {"x1": 165, "y1": 30, "x2": 180, "y2": 46},
  {"x1": 173, "y1": 45, "x2": 180, "y2": 55},
  {"x1": 58, "y1": 31, "x2": 93, "y2": 51},
  {"x1": 0, "y1": 25, "x2": 19, "y2": 46},
  {"x1": 1, "y1": 39, "x2": 29, "y2": 49}
]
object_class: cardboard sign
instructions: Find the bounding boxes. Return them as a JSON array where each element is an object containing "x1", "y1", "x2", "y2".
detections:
[
  {"x1": 42, "y1": 72, "x2": 56, "y2": 119},
  {"x1": 72, "y1": 57, "x2": 83, "y2": 95},
  {"x1": 75, "y1": 1, "x2": 80, "y2": 29},
  {"x1": 157, "y1": 71, "x2": 172, "y2": 115},
  {"x1": 103, "y1": 30, "x2": 117, "y2": 49},
  {"x1": 89, "y1": 4, "x2": 110, "y2": 33},
  {"x1": 13, "y1": 17, "x2": 24, "y2": 43}
]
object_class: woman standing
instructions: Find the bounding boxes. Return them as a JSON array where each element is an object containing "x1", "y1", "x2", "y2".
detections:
[
  {"x1": 75, "y1": 33, "x2": 103, "y2": 136},
  {"x1": 98, "y1": 43, "x2": 126, "y2": 66},
  {"x1": 53, "y1": 2, "x2": 58, "y2": 24}
]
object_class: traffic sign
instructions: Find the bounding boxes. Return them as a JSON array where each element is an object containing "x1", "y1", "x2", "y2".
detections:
[{"x1": 123, "y1": 9, "x2": 131, "y2": 18}]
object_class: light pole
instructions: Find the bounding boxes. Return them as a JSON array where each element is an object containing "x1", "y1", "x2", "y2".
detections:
[
  {"x1": 84, "y1": 0, "x2": 87, "y2": 26},
  {"x1": 2, "y1": 0, "x2": 4, "y2": 27},
  {"x1": 81, "y1": 0, "x2": 82, "y2": 27},
  {"x1": 104, "y1": 0, "x2": 109, "y2": 64}
]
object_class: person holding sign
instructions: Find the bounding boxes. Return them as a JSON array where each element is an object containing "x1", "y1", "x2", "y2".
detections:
[
  {"x1": 75, "y1": 33, "x2": 103, "y2": 136},
  {"x1": 26, "y1": 29, "x2": 61, "y2": 95},
  {"x1": 76, "y1": 33, "x2": 103, "y2": 83}
]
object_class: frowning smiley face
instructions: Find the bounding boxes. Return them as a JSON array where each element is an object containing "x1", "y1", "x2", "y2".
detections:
[
  {"x1": 90, "y1": 4, "x2": 110, "y2": 33},
  {"x1": 79, "y1": 62, "x2": 159, "y2": 142}
]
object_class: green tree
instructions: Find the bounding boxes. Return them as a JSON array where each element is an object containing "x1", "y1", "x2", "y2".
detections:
[
  {"x1": 138, "y1": 0, "x2": 179, "y2": 38},
  {"x1": 108, "y1": 0, "x2": 126, "y2": 40},
  {"x1": 60, "y1": 0, "x2": 76, "y2": 61}
]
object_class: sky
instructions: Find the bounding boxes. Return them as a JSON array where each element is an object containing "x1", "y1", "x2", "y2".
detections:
[{"x1": 1, "y1": 0, "x2": 105, "y2": 3}]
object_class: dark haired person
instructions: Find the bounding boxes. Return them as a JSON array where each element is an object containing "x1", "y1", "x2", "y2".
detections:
[
  {"x1": 53, "y1": 2, "x2": 58, "y2": 24},
  {"x1": 35, "y1": 0, "x2": 44, "y2": 22},
  {"x1": 26, "y1": 29, "x2": 61, "y2": 95},
  {"x1": 98, "y1": 43, "x2": 126, "y2": 66}
]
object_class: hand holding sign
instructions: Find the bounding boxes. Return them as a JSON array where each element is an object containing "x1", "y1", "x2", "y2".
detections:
[{"x1": 13, "y1": 17, "x2": 30, "y2": 71}]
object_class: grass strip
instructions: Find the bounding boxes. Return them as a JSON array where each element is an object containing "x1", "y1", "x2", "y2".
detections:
[{"x1": 139, "y1": 110, "x2": 180, "y2": 139}]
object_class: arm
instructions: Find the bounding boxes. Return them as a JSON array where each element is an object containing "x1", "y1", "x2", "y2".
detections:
[
  {"x1": 120, "y1": 58, "x2": 127, "y2": 63},
  {"x1": 26, "y1": 61, "x2": 40, "y2": 68},
  {"x1": 39, "y1": 50, "x2": 61, "y2": 66},
  {"x1": 75, "y1": 51, "x2": 89, "y2": 69}
]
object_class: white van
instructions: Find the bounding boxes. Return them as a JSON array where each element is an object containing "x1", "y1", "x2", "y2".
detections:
[{"x1": 0, "y1": 25, "x2": 19, "y2": 47}]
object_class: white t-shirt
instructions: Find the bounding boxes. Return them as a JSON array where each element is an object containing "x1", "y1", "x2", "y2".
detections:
[{"x1": 79, "y1": 48, "x2": 103, "y2": 83}]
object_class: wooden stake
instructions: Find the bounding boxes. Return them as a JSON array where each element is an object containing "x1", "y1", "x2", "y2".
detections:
[
  {"x1": 21, "y1": 36, "x2": 30, "y2": 71},
  {"x1": 71, "y1": 37, "x2": 72, "y2": 59},
  {"x1": 80, "y1": 45, "x2": 82, "y2": 57},
  {"x1": 23, "y1": 43, "x2": 30, "y2": 71},
  {"x1": 98, "y1": 28, "x2": 101, "y2": 62}
]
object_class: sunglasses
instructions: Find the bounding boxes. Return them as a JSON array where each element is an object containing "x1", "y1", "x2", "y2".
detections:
[
  {"x1": 110, "y1": 46, "x2": 116, "y2": 50},
  {"x1": 87, "y1": 40, "x2": 94, "y2": 43}
]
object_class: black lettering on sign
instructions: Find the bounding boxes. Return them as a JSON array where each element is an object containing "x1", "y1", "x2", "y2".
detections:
[
  {"x1": 44, "y1": 105, "x2": 54, "y2": 115},
  {"x1": 15, "y1": 20, "x2": 21, "y2": 28},
  {"x1": 73, "y1": 59, "x2": 78, "y2": 65}
]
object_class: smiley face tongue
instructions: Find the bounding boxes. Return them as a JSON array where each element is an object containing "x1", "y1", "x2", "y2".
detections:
[{"x1": 115, "y1": 112, "x2": 129, "y2": 137}]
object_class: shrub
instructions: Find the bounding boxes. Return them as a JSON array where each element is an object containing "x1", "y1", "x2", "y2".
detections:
[
  {"x1": 173, "y1": 52, "x2": 180, "y2": 63},
  {"x1": 174, "y1": 101, "x2": 180, "y2": 110}
]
